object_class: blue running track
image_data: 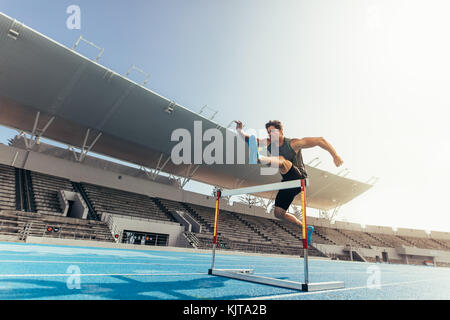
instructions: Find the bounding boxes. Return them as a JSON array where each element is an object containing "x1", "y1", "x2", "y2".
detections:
[{"x1": 0, "y1": 242, "x2": 449, "y2": 300}]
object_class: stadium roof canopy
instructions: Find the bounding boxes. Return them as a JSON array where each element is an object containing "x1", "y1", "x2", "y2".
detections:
[{"x1": 0, "y1": 12, "x2": 373, "y2": 210}]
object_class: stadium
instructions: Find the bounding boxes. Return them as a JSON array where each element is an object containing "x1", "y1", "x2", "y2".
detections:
[{"x1": 1, "y1": 2, "x2": 450, "y2": 303}]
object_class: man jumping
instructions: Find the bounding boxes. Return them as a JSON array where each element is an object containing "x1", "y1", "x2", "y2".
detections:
[{"x1": 235, "y1": 120, "x2": 344, "y2": 245}]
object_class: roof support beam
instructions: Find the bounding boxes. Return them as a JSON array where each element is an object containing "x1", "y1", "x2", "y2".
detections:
[
  {"x1": 180, "y1": 164, "x2": 201, "y2": 188},
  {"x1": 331, "y1": 203, "x2": 342, "y2": 222},
  {"x1": 69, "y1": 128, "x2": 102, "y2": 162},
  {"x1": 233, "y1": 178, "x2": 246, "y2": 190},
  {"x1": 140, "y1": 153, "x2": 172, "y2": 181},
  {"x1": 19, "y1": 111, "x2": 55, "y2": 150}
]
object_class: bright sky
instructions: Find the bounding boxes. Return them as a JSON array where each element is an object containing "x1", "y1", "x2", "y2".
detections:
[{"x1": 1, "y1": 0, "x2": 449, "y2": 232}]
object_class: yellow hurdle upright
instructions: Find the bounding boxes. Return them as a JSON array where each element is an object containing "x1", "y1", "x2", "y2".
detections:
[
  {"x1": 211, "y1": 190, "x2": 221, "y2": 271},
  {"x1": 300, "y1": 179, "x2": 309, "y2": 285},
  {"x1": 301, "y1": 179, "x2": 308, "y2": 249}
]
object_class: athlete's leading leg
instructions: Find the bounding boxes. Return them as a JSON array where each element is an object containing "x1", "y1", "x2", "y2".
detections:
[
  {"x1": 258, "y1": 155, "x2": 292, "y2": 174},
  {"x1": 275, "y1": 206, "x2": 314, "y2": 245},
  {"x1": 273, "y1": 169, "x2": 314, "y2": 245},
  {"x1": 274, "y1": 206, "x2": 303, "y2": 227},
  {"x1": 271, "y1": 157, "x2": 300, "y2": 225}
]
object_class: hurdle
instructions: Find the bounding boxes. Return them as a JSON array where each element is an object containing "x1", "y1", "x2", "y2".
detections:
[{"x1": 208, "y1": 179, "x2": 345, "y2": 292}]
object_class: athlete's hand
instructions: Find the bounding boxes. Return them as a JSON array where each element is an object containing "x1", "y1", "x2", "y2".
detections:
[
  {"x1": 234, "y1": 120, "x2": 243, "y2": 130},
  {"x1": 333, "y1": 155, "x2": 344, "y2": 167}
]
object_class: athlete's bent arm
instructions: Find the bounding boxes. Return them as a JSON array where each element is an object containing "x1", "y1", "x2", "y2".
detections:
[{"x1": 291, "y1": 137, "x2": 344, "y2": 167}]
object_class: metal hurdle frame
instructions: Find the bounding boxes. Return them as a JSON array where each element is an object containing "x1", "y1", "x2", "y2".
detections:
[{"x1": 208, "y1": 179, "x2": 345, "y2": 292}]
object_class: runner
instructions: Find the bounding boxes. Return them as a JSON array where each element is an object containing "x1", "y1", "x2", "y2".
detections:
[{"x1": 235, "y1": 120, "x2": 344, "y2": 244}]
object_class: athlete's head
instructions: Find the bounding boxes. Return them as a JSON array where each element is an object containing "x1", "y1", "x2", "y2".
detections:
[{"x1": 265, "y1": 120, "x2": 284, "y2": 143}]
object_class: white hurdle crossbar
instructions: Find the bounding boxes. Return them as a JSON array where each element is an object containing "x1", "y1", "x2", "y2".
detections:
[
  {"x1": 220, "y1": 179, "x2": 304, "y2": 197},
  {"x1": 208, "y1": 179, "x2": 345, "y2": 292}
]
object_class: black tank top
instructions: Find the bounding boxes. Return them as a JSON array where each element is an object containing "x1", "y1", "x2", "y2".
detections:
[{"x1": 267, "y1": 137, "x2": 308, "y2": 177}]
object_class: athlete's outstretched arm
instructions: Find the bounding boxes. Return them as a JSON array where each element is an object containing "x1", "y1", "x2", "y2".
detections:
[
  {"x1": 291, "y1": 137, "x2": 344, "y2": 167},
  {"x1": 234, "y1": 120, "x2": 269, "y2": 147}
]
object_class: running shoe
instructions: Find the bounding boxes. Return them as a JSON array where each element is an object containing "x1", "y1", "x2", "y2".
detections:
[
  {"x1": 307, "y1": 225, "x2": 314, "y2": 246},
  {"x1": 248, "y1": 135, "x2": 259, "y2": 164}
]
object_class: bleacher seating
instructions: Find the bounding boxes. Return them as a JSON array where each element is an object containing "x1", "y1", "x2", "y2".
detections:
[
  {"x1": 157, "y1": 198, "x2": 187, "y2": 214},
  {"x1": 430, "y1": 238, "x2": 450, "y2": 250},
  {"x1": 0, "y1": 164, "x2": 16, "y2": 212},
  {"x1": 193, "y1": 232, "x2": 216, "y2": 249},
  {"x1": 181, "y1": 202, "x2": 326, "y2": 256},
  {"x1": 361, "y1": 232, "x2": 394, "y2": 247},
  {"x1": 312, "y1": 227, "x2": 364, "y2": 248},
  {"x1": 186, "y1": 203, "x2": 268, "y2": 244},
  {"x1": 395, "y1": 235, "x2": 448, "y2": 250},
  {"x1": 365, "y1": 233, "x2": 412, "y2": 248},
  {"x1": 1, "y1": 163, "x2": 450, "y2": 265},
  {"x1": 183, "y1": 203, "x2": 216, "y2": 234},
  {"x1": 0, "y1": 210, "x2": 114, "y2": 242},
  {"x1": 309, "y1": 227, "x2": 336, "y2": 245},
  {"x1": 232, "y1": 213, "x2": 291, "y2": 245},
  {"x1": 81, "y1": 183, "x2": 178, "y2": 223},
  {"x1": 29, "y1": 171, "x2": 74, "y2": 215},
  {"x1": 335, "y1": 229, "x2": 377, "y2": 248}
]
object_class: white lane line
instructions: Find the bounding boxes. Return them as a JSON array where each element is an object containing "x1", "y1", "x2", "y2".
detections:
[
  {"x1": 241, "y1": 276, "x2": 450, "y2": 300},
  {"x1": 255, "y1": 271, "x2": 412, "y2": 275},
  {"x1": 0, "y1": 260, "x2": 229, "y2": 266},
  {"x1": 0, "y1": 254, "x2": 206, "y2": 260},
  {"x1": 0, "y1": 260, "x2": 445, "y2": 277},
  {"x1": 0, "y1": 272, "x2": 205, "y2": 278},
  {"x1": 0, "y1": 260, "x2": 312, "y2": 269},
  {"x1": 0, "y1": 260, "x2": 397, "y2": 268}
]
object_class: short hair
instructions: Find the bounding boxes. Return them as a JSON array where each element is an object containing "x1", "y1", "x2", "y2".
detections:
[{"x1": 265, "y1": 120, "x2": 283, "y2": 131}]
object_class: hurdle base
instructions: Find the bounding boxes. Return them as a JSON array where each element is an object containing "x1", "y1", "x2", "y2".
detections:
[
  {"x1": 208, "y1": 269, "x2": 254, "y2": 275},
  {"x1": 209, "y1": 269, "x2": 344, "y2": 292},
  {"x1": 301, "y1": 281, "x2": 345, "y2": 292}
]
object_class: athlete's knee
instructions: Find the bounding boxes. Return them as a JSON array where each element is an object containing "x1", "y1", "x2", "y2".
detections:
[
  {"x1": 274, "y1": 207, "x2": 286, "y2": 220},
  {"x1": 278, "y1": 157, "x2": 292, "y2": 174},
  {"x1": 277, "y1": 156, "x2": 286, "y2": 166}
]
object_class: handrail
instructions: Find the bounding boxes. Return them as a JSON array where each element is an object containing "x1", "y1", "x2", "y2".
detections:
[{"x1": 105, "y1": 214, "x2": 121, "y2": 243}]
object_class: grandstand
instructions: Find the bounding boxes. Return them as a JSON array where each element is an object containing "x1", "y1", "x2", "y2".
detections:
[
  {"x1": 0, "y1": 10, "x2": 450, "y2": 272},
  {"x1": 1, "y1": 140, "x2": 450, "y2": 267}
]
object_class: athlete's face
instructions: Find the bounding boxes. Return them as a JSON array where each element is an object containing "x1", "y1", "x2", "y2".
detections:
[{"x1": 267, "y1": 126, "x2": 283, "y2": 143}]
